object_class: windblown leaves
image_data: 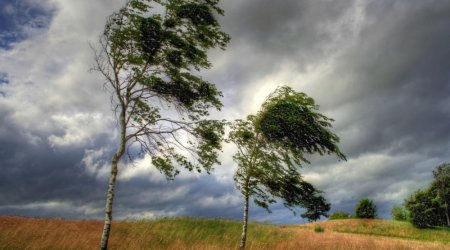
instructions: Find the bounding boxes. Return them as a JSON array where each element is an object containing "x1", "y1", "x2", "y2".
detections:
[
  {"x1": 96, "y1": 0, "x2": 230, "y2": 178},
  {"x1": 256, "y1": 86, "x2": 346, "y2": 161},
  {"x1": 228, "y1": 86, "x2": 344, "y2": 219}
]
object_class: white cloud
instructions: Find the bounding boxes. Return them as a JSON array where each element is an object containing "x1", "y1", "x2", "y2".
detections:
[
  {"x1": 81, "y1": 147, "x2": 111, "y2": 179},
  {"x1": 195, "y1": 193, "x2": 241, "y2": 209},
  {"x1": 1, "y1": 200, "x2": 103, "y2": 216},
  {"x1": 48, "y1": 112, "x2": 114, "y2": 147},
  {"x1": 303, "y1": 152, "x2": 439, "y2": 204}
]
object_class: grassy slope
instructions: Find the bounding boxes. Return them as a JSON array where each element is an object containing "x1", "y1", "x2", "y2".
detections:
[
  {"x1": 0, "y1": 216, "x2": 290, "y2": 250},
  {"x1": 0, "y1": 216, "x2": 449, "y2": 249},
  {"x1": 306, "y1": 219, "x2": 450, "y2": 243}
]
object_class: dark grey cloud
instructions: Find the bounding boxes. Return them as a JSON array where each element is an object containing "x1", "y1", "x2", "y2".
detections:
[
  {"x1": 0, "y1": 109, "x2": 103, "y2": 213},
  {"x1": 207, "y1": 0, "x2": 356, "y2": 109},
  {"x1": 1, "y1": 0, "x2": 450, "y2": 225},
  {"x1": 312, "y1": 0, "x2": 450, "y2": 161}
]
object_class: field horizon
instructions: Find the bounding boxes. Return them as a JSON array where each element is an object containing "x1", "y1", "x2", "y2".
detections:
[{"x1": 1, "y1": 216, "x2": 449, "y2": 249}]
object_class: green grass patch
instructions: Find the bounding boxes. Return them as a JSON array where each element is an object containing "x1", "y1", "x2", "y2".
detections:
[
  {"x1": 314, "y1": 225, "x2": 325, "y2": 233},
  {"x1": 122, "y1": 217, "x2": 292, "y2": 249}
]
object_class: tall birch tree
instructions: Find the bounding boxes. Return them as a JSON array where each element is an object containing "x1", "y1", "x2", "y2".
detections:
[
  {"x1": 228, "y1": 86, "x2": 345, "y2": 249},
  {"x1": 92, "y1": 0, "x2": 229, "y2": 249}
]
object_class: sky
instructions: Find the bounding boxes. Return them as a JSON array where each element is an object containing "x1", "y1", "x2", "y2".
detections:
[{"x1": 1, "y1": 0, "x2": 450, "y2": 224}]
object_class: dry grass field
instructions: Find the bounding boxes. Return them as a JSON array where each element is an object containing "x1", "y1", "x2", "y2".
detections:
[
  {"x1": 279, "y1": 219, "x2": 450, "y2": 250},
  {"x1": 0, "y1": 216, "x2": 449, "y2": 249}
]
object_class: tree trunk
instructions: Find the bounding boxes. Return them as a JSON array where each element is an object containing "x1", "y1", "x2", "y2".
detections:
[
  {"x1": 445, "y1": 201, "x2": 450, "y2": 227},
  {"x1": 99, "y1": 147, "x2": 125, "y2": 250},
  {"x1": 239, "y1": 194, "x2": 249, "y2": 250},
  {"x1": 99, "y1": 108, "x2": 127, "y2": 250}
]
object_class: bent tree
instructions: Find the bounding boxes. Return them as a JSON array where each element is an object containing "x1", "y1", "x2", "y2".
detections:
[
  {"x1": 92, "y1": 0, "x2": 229, "y2": 249},
  {"x1": 228, "y1": 86, "x2": 345, "y2": 249}
]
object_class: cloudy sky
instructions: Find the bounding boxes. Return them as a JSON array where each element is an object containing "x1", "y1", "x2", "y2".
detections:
[{"x1": 1, "y1": 0, "x2": 450, "y2": 224}]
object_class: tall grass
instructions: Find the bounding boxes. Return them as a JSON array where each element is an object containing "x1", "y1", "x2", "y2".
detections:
[
  {"x1": 122, "y1": 217, "x2": 292, "y2": 249},
  {"x1": 303, "y1": 219, "x2": 450, "y2": 244},
  {"x1": 1, "y1": 216, "x2": 449, "y2": 249},
  {"x1": 278, "y1": 226, "x2": 449, "y2": 250},
  {"x1": 0, "y1": 216, "x2": 291, "y2": 250}
]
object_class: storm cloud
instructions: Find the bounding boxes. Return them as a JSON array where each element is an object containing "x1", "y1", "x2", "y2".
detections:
[{"x1": 1, "y1": 0, "x2": 450, "y2": 223}]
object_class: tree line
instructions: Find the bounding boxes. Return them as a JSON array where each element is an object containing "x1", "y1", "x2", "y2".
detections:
[
  {"x1": 391, "y1": 163, "x2": 450, "y2": 228},
  {"x1": 328, "y1": 198, "x2": 378, "y2": 220}
]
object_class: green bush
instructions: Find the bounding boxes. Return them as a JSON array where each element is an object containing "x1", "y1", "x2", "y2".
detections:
[
  {"x1": 404, "y1": 188, "x2": 446, "y2": 228},
  {"x1": 391, "y1": 205, "x2": 408, "y2": 221},
  {"x1": 314, "y1": 225, "x2": 325, "y2": 233},
  {"x1": 328, "y1": 211, "x2": 352, "y2": 220},
  {"x1": 355, "y1": 198, "x2": 377, "y2": 219}
]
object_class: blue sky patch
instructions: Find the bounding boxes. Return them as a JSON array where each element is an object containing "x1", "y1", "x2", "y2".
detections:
[
  {"x1": 0, "y1": 73, "x2": 7, "y2": 97},
  {"x1": 0, "y1": 73, "x2": 8, "y2": 84},
  {"x1": 0, "y1": 0, "x2": 56, "y2": 49}
]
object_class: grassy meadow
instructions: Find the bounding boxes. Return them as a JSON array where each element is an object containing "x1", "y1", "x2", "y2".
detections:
[{"x1": 0, "y1": 216, "x2": 449, "y2": 249}]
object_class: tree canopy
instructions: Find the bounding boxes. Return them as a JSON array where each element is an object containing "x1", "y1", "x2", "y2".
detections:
[
  {"x1": 95, "y1": 0, "x2": 230, "y2": 177},
  {"x1": 433, "y1": 163, "x2": 450, "y2": 226},
  {"x1": 256, "y1": 86, "x2": 346, "y2": 162},
  {"x1": 404, "y1": 163, "x2": 450, "y2": 228},
  {"x1": 391, "y1": 205, "x2": 408, "y2": 221},
  {"x1": 355, "y1": 198, "x2": 377, "y2": 219}
]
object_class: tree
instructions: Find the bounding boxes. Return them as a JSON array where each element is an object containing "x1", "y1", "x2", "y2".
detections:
[
  {"x1": 300, "y1": 191, "x2": 331, "y2": 222},
  {"x1": 403, "y1": 163, "x2": 449, "y2": 228},
  {"x1": 227, "y1": 86, "x2": 345, "y2": 249},
  {"x1": 355, "y1": 198, "x2": 377, "y2": 219},
  {"x1": 404, "y1": 188, "x2": 446, "y2": 228},
  {"x1": 391, "y1": 205, "x2": 408, "y2": 221},
  {"x1": 328, "y1": 211, "x2": 352, "y2": 220},
  {"x1": 432, "y1": 163, "x2": 450, "y2": 226},
  {"x1": 92, "y1": 0, "x2": 229, "y2": 249}
]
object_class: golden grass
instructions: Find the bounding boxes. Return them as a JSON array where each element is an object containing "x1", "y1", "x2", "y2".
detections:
[
  {"x1": 279, "y1": 223, "x2": 450, "y2": 250},
  {"x1": 0, "y1": 216, "x2": 449, "y2": 250},
  {"x1": 0, "y1": 216, "x2": 288, "y2": 250},
  {"x1": 301, "y1": 219, "x2": 450, "y2": 244}
]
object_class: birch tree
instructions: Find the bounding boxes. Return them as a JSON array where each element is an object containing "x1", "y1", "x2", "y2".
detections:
[
  {"x1": 228, "y1": 86, "x2": 345, "y2": 249},
  {"x1": 92, "y1": 0, "x2": 229, "y2": 249}
]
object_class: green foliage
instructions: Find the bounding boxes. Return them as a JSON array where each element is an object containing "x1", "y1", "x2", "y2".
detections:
[
  {"x1": 405, "y1": 188, "x2": 446, "y2": 228},
  {"x1": 228, "y1": 86, "x2": 344, "y2": 216},
  {"x1": 391, "y1": 205, "x2": 408, "y2": 221},
  {"x1": 404, "y1": 163, "x2": 450, "y2": 228},
  {"x1": 433, "y1": 163, "x2": 450, "y2": 226},
  {"x1": 328, "y1": 211, "x2": 352, "y2": 220},
  {"x1": 355, "y1": 198, "x2": 377, "y2": 219},
  {"x1": 256, "y1": 86, "x2": 346, "y2": 162},
  {"x1": 94, "y1": 0, "x2": 230, "y2": 178},
  {"x1": 314, "y1": 225, "x2": 325, "y2": 233},
  {"x1": 300, "y1": 192, "x2": 331, "y2": 222}
]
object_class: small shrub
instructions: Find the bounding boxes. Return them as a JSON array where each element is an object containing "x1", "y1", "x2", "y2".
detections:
[
  {"x1": 355, "y1": 198, "x2": 377, "y2": 219},
  {"x1": 328, "y1": 211, "x2": 352, "y2": 220},
  {"x1": 391, "y1": 205, "x2": 408, "y2": 221},
  {"x1": 314, "y1": 226, "x2": 325, "y2": 233}
]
